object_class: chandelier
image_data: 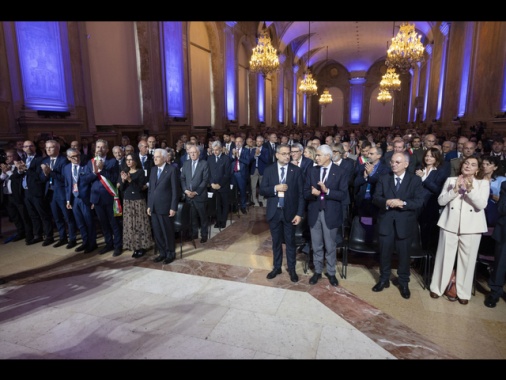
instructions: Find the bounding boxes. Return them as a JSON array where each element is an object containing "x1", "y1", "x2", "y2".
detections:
[
  {"x1": 385, "y1": 22, "x2": 425, "y2": 72},
  {"x1": 377, "y1": 88, "x2": 392, "y2": 105},
  {"x1": 380, "y1": 67, "x2": 401, "y2": 92},
  {"x1": 249, "y1": 22, "x2": 280, "y2": 77},
  {"x1": 319, "y1": 47, "x2": 333, "y2": 106},
  {"x1": 319, "y1": 88, "x2": 333, "y2": 106},
  {"x1": 299, "y1": 21, "x2": 317, "y2": 95}
]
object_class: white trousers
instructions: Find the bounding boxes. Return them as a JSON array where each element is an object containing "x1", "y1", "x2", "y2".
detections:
[{"x1": 429, "y1": 228, "x2": 481, "y2": 300}]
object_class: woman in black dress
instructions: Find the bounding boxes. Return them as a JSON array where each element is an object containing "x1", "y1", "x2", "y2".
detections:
[{"x1": 120, "y1": 154, "x2": 154, "y2": 258}]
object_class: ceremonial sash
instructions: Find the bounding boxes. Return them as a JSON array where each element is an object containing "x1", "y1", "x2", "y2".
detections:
[{"x1": 93, "y1": 158, "x2": 122, "y2": 216}]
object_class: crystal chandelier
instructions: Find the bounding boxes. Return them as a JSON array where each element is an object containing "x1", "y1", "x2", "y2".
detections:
[
  {"x1": 377, "y1": 88, "x2": 392, "y2": 104},
  {"x1": 380, "y1": 67, "x2": 401, "y2": 92},
  {"x1": 299, "y1": 21, "x2": 317, "y2": 95},
  {"x1": 319, "y1": 47, "x2": 333, "y2": 106},
  {"x1": 319, "y1": 88, "x2": 332, "y2": 107},
  {"x1": 385, "y1": 22, "x2": 425, "y2": 72},
  {"x1": 249, "y1": 22, "x2": 280, "y2": 77}
]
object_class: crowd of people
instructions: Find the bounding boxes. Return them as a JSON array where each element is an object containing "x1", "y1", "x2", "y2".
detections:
[{"x1": 1, "y1": 124, "x2": 505, "y2": 308}]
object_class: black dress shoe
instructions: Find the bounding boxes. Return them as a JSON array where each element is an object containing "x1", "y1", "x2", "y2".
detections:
[
  {"x1": 84, "y1": 244, "x2": 98, "y2": 254},
  {"x1": 112, "y1": 248, "x2": 123, "y2": 257},
  {"x1": 75, "y1": 244, "x2": 86, "y2": 252},
  {"x1": 372, "y1": 281, "x2": 390, "y2": 292},
  {"x1": 66, "y1": 240, "x2": 77, "y2": 249},
  {"x1": 325, "y1": 273, "x2": 339, "y2": 287},
  {"x1": 136, "y1": 249, "x2": 146, "y2": 258},
  {"x1": 309, "y1": 273, "x2": 322, "y2": 285},
  {"x1": 200, "y1": 237, "x2": 208, "y2": 243},
  {"x1": 153, "y1": 255, "x2": 166, "y2": 263},
  {"x1": 53, "y1": 239, "x2": 69, "y2": 248},
  {"x1": 132, "y1": 250, "x2": 140, "y2": 258},
  {"x1": 42, "y1": 238, "x2": 55, "y2": 247},
  {"x1": 26, "y1": 237, "x2": 43, "y2": 245},
  {"x1": 163, "y1": 256, "x2": 175, "y2": 264},
  {"x1": 288, "y1": 270, "x2": 299, "y2": 283},
  {"x1": 266, "y1": 268, "x2": 282, "y2": 279},
  {"x1": 484, "y1": 295, "x2": 499, "y2": 308},
  {"x1": 430, "y1": 291, "x2": 440, "y2": 299},
  {"x1": 98, "y1": 245, "x2": 114, "y2": 255},
  {"x1": 400, "y1": 285, "x2": 411, "y2": 299},
  {"x1": 240, "y1": 208, "x2": 247, "y2": 214}
]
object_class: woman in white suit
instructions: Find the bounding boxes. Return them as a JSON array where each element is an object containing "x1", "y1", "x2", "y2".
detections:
[{"x1": 429, "y1": 156, "x2": 490, "y2": 304}]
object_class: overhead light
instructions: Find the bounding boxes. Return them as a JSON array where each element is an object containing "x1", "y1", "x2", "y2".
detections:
[
  {"x1": 377, "y1": 88, "x2": 392, "y2": 104},
  {"x1": 299, "y1": 21, "x2": 317, "y2": 95},
  {"x1": 319, "y1": 46, "x2": 333, "y2": 107},
  {"x1": 379, "y1": 67, "x2": 401, "y2": 93},
  {"x1": 249, "y1": 22, "x2": 280, "y2": 77},
  {"x1": 385, "y1": 22, "x2": 425, "y2": 72}
]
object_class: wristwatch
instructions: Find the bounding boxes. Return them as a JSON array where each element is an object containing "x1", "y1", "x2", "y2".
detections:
[{"x1": 403, "y1": 201, "x2": 407, "y2": 206}]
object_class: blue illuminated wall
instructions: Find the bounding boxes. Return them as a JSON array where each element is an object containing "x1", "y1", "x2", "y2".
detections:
[
  {"x1": 16, "y1": 21, "x2": 70, "y2": 111},
  {"x1": 163, "y1": 22, "x2": 185, "y2": 117},
  {"x1": 225, "y1": 25, "x2": 236, "y2": 121},
  {"x1": 257, "y1": 75, "x2": 265, "y2": 122},
  {"x1": 278, "y1": 71, "x2": 284, "y2": 123},
  {"x1": 436, "y1": 23, "x2": 450, "y2": 120},
  {"x1": 349, "y1": 77, "x2": 366, "y2": 124},
  {"x1": 458, "y1": 24, "x2": 473, "y2": 117},
  {"x1": 292, "y1": 67, "x2": 298, "y2": 124}
]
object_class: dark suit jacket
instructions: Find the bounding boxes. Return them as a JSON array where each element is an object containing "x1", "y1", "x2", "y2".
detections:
[
  {"x1": 40, "y1": 154, "x2": 68, "y2": 200},
  {"x1": 418, "y1": 165, "x2": 449, "y2": 223},
  {"x1": 372, "y1": 171, "x2": 425, "y2": 238},
  {"x1": 492, "y1": 180, "x2": 506, "y2": 243},
  {"x1": 263, "y1": 142, "x2": 278, "y2": 165},
  {"x1": 208, "y1": 154, "x2": 231, "y2": 193},
  {"x1": 303, "y1": 163, "x2": 348, "y2": 230},
  {"x1": 23, "y1": 154, "x2": 45, "y2": 198},
  {"x1": 87, "y1": 157, "x2": 119, "y2": 206},
  {"x1": 445, "y1": 150, "x2": 458, "y2": 162},
  {"x1": 229, "y1": 147, "x2": 250, "y2": 177},
  {"x1": 148, "y1": 164, "x2": 180, "y2": 214},
  {"x1": 353, "y1": 161, "x2": 391, "y2": 204},
  {"x1": 64, "y1": 162, "x2": 95, "y2": 206},
  {"x1": 249, "y1": 146, "x2": 270, "y2": 176},
  {"x1": 180, "y1": 159, "x2": 210, "y2": 203},
  {"x1": 298, "y1": 156, "x2": 313, "y2": 179},
  {"x1": 260, "y1": 163, "x2": 305, "y2": 222}
]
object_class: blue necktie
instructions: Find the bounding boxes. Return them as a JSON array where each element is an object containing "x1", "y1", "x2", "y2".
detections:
[
  {"x1": 395, "y1": 177, "x2": 401, "y2": 191},
  {"x1": 22, "y1": 156, "x2": 33, "y2": 189},
  {"x1": 278, "y1": 166, "x2": 285, "y2": 208},
  {"x1": 157, "y1": 167, "x2": 162, "y2": 179}
]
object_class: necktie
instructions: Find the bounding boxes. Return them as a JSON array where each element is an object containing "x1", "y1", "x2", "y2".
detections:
[
  {"x1": 395, "y1": 177, "x2": 401, "y2": 191},
  {"x1": 278, "y1": 166, "x2": 285, "y2": 208},
  {"x1": 141, "y1": 156, "x2": 146, "y2": 168},
  {"x1": 72, "y1": 165, "x2": 78, "y2": 195},
  {"x1": 157, "y1": 167, "x2": 162, "y2": 179},
  {"x1": 215, "y1": 156, "x2": 218, "y2": 163},
  {"x1": 50, "y1": 158, "x2": 55, "y2": 170},
  {"x1": 49, "y1": 158, "x2": 56, "y2": 189},
  {"x1": 235, "y1": 150, "x2": 240, "y2": 172},
  {"x1": 192, "y1": 160, "x2": 197, "y2": 177},
  {"x1": 22, "y1": 156, "x2": 33, "y2": 189},
  {"x1": 320, "y1": 167, "x2": 327, "y2": 210}
]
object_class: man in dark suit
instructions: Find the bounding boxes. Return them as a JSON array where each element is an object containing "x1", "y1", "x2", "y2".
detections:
[
  {"x1": 290, "y1": 143, "x2": 312, "y2": 178},
  {"x1": 137, "y1": 139, "x2": 154, "y2": 182},
  {"x1": 263, "y1": 132, "x2": 278, "y2": 165},
  {"x1": 331, "y1": 143, "x2": 355, "y2": 225},
  {"x1": 230, "y1": 136, "x2": 250, "y2": 214},
  {"x1": 41, "y1": 140, "x2": 78, "y2": 249},
  {"x1": 260, "y1": 144, "x2": 305, "y2": 283},
  {"x1": 249, "y1": 135, "x2": 269, "y2": 207},
  {"x1": 64, "y1": 148, "x2": 97, "y2": 253},
  {"x1": 304, "y1": 144, "x2": 349, "y2": 287},
  {"x1": 19, "y1": 140, "x2": 54, "y2": 245},
  {"x1": 486, "y1": 180, "x2": 506, "y2": 308},
  {"x1": 382, "y1": 138, "x2": 417, "y2": 174},
  {"x1": 181, "y1": 144, "x2": 210, "y2": 243},
  {"x1": 450, "y1": 140, "x2": 476, "y2": 176},
  {"x1": 372, "y1": 151, "x2": 425, "y2": 299},
  {"x1": 88, "y1": 139, "x2": 122, "y2": 256},
  {"x1": 353, "y1": 146, "x2": 390, "y2": 218},
  {"x1": 208, "y1": 141, "x2": 231, "y2": 229},
  {"x1": 148, "y1": 148, "x2": 181, "y2": 264}
]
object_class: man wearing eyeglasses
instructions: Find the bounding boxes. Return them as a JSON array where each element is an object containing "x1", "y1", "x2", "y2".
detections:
[
  {"x1": 15, "y1": 140, "x2": 54, "y2": 246},
  {"x1": 64, "y1": 148, "x2": 97, "y2": 253},
  {"x1": 290, "y1": 143, "x2": 312, "y2": 178},
  {"x1": 260, "y1": 144, "x2": 305, "y2": 283},
  {"x1": 372, "y1": 152, "x2": 424, "y2": 300}
]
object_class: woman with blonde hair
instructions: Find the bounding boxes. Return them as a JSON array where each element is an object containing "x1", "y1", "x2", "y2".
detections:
[{"x1": 429, "y1": 156, "x2": 490, "y2": 304}]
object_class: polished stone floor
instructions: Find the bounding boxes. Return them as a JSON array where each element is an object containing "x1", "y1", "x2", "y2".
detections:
[{"x1": 0, "y1": 206, "x2": 505, "y2": 360}]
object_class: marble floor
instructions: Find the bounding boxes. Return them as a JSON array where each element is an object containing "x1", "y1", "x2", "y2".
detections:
[{"x1": 0, "y1": 206, "x2": 505, "y2": 360}]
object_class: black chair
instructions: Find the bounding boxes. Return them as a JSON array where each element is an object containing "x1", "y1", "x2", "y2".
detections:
[
  {"x1": 408, "y1": 222, "x2": 431, "y2": 290},
  {"x1": 294, "y1": 213, "x2": 311, "y2": 274},
  {"x1": 473, "y1": 229, "x2": 495, "y2": 296},
  {"x1": 341, "y1": 215, "x2": 379, "y2": 279},
  {"x1": 206, "y1": 191, "x2": 218, "y2": 237},
  {"x1": 173, "y1": 201, "x2": 195, "y2": 259}
]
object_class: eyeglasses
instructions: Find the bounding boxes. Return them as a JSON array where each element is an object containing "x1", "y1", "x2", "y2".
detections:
[
  {"x1": 278, "y1": 152, "x2": 290, "y2": 156},
  {"x1": 290, "y1": 151, "x2": 300, "y2": 153},
  {"x1": 68, "y1": 155, "x2": 80, "y2": 159}
]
